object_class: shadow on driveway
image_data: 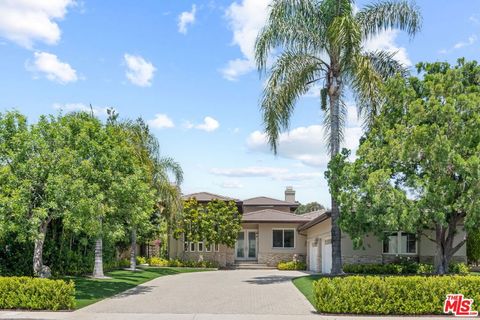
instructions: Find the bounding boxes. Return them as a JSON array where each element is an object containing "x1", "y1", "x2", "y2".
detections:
[{"x1": 244, "y1": 274, "x2": 297, "y2": 285}]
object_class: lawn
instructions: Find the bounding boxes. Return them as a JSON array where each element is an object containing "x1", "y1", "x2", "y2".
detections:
[
  {"x1": 64, "y1": 267, "x2": 211, "y2": 309},
  {"x1": 292, "y1": 274, "x2": 322, "y2": 308}
]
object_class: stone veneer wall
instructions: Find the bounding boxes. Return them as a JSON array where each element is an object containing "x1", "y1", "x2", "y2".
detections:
[
  {"x1": 258, "y1": 252, "x2": 306, "y2": 267},
  {"x1": 178, "y1": 247, "x2": 235, "y2": 267}
]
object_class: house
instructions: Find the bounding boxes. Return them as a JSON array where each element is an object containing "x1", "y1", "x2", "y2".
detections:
[{"x1": 169, "y1": 188, "x2": 467, "y2": 272}]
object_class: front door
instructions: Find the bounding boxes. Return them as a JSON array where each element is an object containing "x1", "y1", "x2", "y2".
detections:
[{"x1": 236, "y1": 230, "x2": 257, "y2": 260}]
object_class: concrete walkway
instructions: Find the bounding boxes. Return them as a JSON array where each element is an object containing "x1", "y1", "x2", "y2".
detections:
[{"x1": 0, "y1": 269, "x2": 458, "y2": 320}]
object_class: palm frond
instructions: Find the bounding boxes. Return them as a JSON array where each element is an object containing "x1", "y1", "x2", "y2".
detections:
[
  {"x1": 364, "y1": 50, "x2": 409, "y2": 79},
  {"x1": 261, "y1": 51, "x2": 325, "y2": 152},
  {"x1": 327, "y1": 14, "x2": 362, "y2": 66},
  {"x1": 157, "y1": 157, "x2": 183, "y2": 186},
  {"x1": 356, "y1": 0, "x2": 422, "y2": 38},
  {"x1": 255, "y1": 0, "x2": 324, "y2": 72},
  {"x1": 348, "y1": 53, "x2": 384, "y2": 128}
]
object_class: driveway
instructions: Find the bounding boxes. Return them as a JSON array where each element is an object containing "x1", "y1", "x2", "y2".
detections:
[
  {"x1": 0, "y1": 269, "x2": 456, "y2": 320},
  {"x1": 77, "y1": 269, "x2": 314, "y2": 316}
]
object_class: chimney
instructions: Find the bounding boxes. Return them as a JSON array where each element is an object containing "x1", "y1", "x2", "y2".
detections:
[{"x1": 285, "y1": 186, "x2": 295, "y2": 203}]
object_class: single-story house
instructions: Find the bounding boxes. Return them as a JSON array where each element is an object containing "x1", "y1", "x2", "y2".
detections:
[{"x1": 169, "y1": 188, "x2": 467, "y2": 273}]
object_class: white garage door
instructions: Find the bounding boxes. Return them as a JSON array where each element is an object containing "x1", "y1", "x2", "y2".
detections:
[
  {"x1": 322, "y1": 239, "x2": 332, "y2": 274},
  {"x1": 309, "y1": 241, "x2": 318, "y2": 272}
]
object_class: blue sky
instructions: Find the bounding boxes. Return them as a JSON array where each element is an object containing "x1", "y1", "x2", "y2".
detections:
[{"x1": 0, "y1": 0, "x2": 479, "y2": 206}]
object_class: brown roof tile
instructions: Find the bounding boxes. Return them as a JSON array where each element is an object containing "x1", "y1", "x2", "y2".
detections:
[
  {"x1": 242, "y1": 209, "x2": 311, "y2": 223},
  {"x1": 243, "y1": 196, "x2": 298, "y2": 207}
]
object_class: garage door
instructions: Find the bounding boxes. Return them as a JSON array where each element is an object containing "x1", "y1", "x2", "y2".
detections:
[{"x1": 322, "y1": 239, "x2": 332, "y2": 274}]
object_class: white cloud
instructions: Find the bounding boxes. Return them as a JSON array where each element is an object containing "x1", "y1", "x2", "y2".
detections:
[
  {"x1": 178, "y1": 4, "x2": 197, "y2": 34},
  {"x1": 29, "y1": 51, "x2": 78, "y2": 84},
  {"x1": 218, "y1": 180, "x2": 244, "y2": 189},
  {"x1": 147, "y1": 114, "x2": 175, "y2": 129},
  {"x1": 439, "y1": 34, "x2": 477, "y2": 55},
  {"x1": 185, "y1": 116, "x2": 220, "y2": 132},
  {"x1": 0, "y1": 0, "x2": 75, "y2": 49},
  {"x1": 363, "y1": 29, "x2": 411, "y2": 66},
  {"x1": 454, "y1": 35, "x2": 477, "y2": 49},
  {"x1": 222, "y1": 0, "x2": 270, "y2": 80},
  {"x1": 124, "y1": 54, "x2": 156, "y2": 87},
  {"x1": 211, "y1": 166, "x2": 322, "y2": 182},
  {"x1": 246, "y1": 117, "x2": 362, "y2": 167},
  {"x1": 53, "y1": 103, "x2": 109, "y2": 115}
]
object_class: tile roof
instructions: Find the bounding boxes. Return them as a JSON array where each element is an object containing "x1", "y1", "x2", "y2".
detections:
[
  {"x1": 242, "y1": 196, "x2": 298, "y2": 206},
  {"x1": 182, "y1": 192, "x2": 241, "y2": 202},
  {"x1": 297, "y1": 210, "x2": 331, "y2": 231},
  {"x1": 242, "y1": 209, "x2": 311, "y2": 223}
]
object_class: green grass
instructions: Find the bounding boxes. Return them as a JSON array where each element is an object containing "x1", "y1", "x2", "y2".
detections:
[
  {"x1": 292, "y1": 274, "x2": 322, "y2": 308},
  {"x1": 64, "y1": 267, "x2": 210, "y2": 309}
]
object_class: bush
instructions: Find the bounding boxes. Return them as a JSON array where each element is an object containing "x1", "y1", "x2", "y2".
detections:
[
  {"x1": 0, "y1": 277, "x2": 75, "y2": 310},
  {"x1": 136, "y1": 256, "x2": 147, "y2": 265},
  {"x1": 147, "y1": 257, "x2": 218, "y2": 268},
  {"x1": 343, "y1": 262, "x2": 466, "y2": 275},
  {"x1": 277, "y1": 261, "x2": 307, "y2": 270},
  {"x1": 313, "y1": 275, "x2": 480, "y2": 315}
]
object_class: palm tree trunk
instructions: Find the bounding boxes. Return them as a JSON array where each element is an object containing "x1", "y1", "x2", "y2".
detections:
[
  {"x1": 328, "y1": 72, "x2": 343, "y2": 275},
  {"x1": 92, "y1": 237, "x2": 105, "y2": 278},
  {"x1": 130, "y1": 228, "x2": 137, "y2": 270}
]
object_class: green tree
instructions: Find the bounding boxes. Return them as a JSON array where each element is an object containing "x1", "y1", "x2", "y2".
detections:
[
  {"x1": 254, "y1": 0, "x2": 421, "y2": 274},
  {"x1": 120, "y1": 118, "x2": 183, "y2": 270},
  {"x1": 327, "y1": 60, "x2": 480, "y2": 274},
  {"x1": 178, "y1": 198, "x2": 242, "y2": 248},
  {"x1": 467, "y1": 230, "x2": 480, "y2": 266},
  {"x1": 0, "y1": 112, "x2": 105, "y2": 277},
  {"x1": 295, "y1": 202, "x2": 325, "y2": 214}
]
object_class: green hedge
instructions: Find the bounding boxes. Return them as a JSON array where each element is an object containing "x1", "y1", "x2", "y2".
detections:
[
  {"x1": 343, "y1": 262, "x2": 468, "y2": 275},
  {"x1": 277, "y1": 261, "x2": 307, "y2": 270},
  {"x1": 0, "y1": 277, "x2": 75, "y2": 310},
  {"x1": 314, "y1": 275, "x2": 480, "y2": 315},
  {"x1": 147, "y1": 257, "x2": 218, "y2": 268}
]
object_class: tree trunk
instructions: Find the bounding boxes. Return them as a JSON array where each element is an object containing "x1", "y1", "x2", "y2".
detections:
[
  {"x1": 33, "y1": 221, "x2": 49, "y2": 277},
  {"x1": 92, "y1": 237, "x2": 105, "y2": 278},
  {"x1": 433, "y1": 217, "x2": 466, "y2": 275},
  {"x1": 328, "y1": 72, "x2": 343, "y2": 275},
  {"x1": 130, "y1": 228, "x2": 137, "y2": 270}
]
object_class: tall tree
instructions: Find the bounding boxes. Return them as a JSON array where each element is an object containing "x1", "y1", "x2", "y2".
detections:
[
  {"x1": 327, "y1": 60, "x2": 480, "y2": 274},
  {"x1": 295, "y1": 202, "x2": 325, "y2": 214},
  {"x1": 120, "y1": 119, "x2": 183, "y2": 270},
  {"x1": 254, "y1": 0, "x2": 421, "y2": 274}
]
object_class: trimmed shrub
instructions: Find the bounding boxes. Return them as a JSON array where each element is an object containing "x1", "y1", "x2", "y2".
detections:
[
  {"x1": 343, "y1": 262, "x2": 468, "y2": 275},
  {"x1": 136, "y1": 256, "x2": 147, "y2": 265},
  {"x1": 147, "y1": 257, "x2": 218, "y2": 268},
  {"x1": 277, "y1": 261, "x2": 307, "y2": 270},
  {"x1": 0, "y1": 277, "x2": 75, "y2": 310},
  {"x1": 313, "y1": 275, "x2": 480, "y2": 315}
]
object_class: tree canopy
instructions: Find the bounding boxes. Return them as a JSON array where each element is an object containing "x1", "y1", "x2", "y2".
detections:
[
  {"x1": 327, "y1": 59, "x2": 480, "y2": 274},
  {"x1": 295, "y1": 202, "x2": 326, "y2": 214}
]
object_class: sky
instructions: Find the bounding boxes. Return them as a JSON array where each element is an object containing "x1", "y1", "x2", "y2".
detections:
[{"x1": 0, "y1": 0, "x2": 479, "y2": 207}]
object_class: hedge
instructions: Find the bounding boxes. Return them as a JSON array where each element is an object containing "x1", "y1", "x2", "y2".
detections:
[
  {"x1": 0, "y1": 277, "x2": 75, "y2": 310},
  {"x1": 277, "y1": 261, "x2": 307, "y2": 270},
  {"x1": 147, "y1": 257, "x2": 218, "y2": 268},
  {"x1": 314, "y1": 275, "x2": 480, "y2": 315},
  {"x1": 343, "y1": 262, "x2": 469, "y2": 275}
]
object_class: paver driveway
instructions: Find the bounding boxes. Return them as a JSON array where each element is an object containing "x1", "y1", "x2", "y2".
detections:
[{"x1": 77, "y1": 269, "x2": 314, "y2": 316}]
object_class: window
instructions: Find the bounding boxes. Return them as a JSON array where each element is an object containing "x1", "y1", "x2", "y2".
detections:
[
  {"x1": 214, "y1": 243, "x2": 220, "y2": 252},
  {"x1": 190, "y1": 242, "x2": 196, "y2": 252},
  {"x1": 198, "y1": 242, "x2": 204, "y2": 252},
  {"x1": 183, "y1": 234, "x2": 189, "y2": 252},
  {"x1": 383, "y1": 231, "x2": 417, "y2": 254},
  {"x1": 272, "y1": 229, "x2": 295, "y2": 248},
  {"x1": 205, "y1": 243, "x2": 212, "y2": 252}
]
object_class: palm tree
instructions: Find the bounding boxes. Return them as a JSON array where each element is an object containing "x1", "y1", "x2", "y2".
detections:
[
  {"x1": 123, "y1": 119, "x2": 183, "y2": 270},
  {"x1": 255, "y1": 0, "x2": 421, "y2": 274}
]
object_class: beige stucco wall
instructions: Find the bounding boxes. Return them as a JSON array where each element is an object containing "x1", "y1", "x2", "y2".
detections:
[
  {"x1": 169, "y1": 236, "x2": 235, "y2": 267},
  {"x1": 256, "y1": 222, "x2": 306, "y2": 266},
  {"x1": 418, "y1": 228, "x2": 467, "y2": 264},
  {"x1": 304, "y1": 218, "x2": 468, "y2": 272}
]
